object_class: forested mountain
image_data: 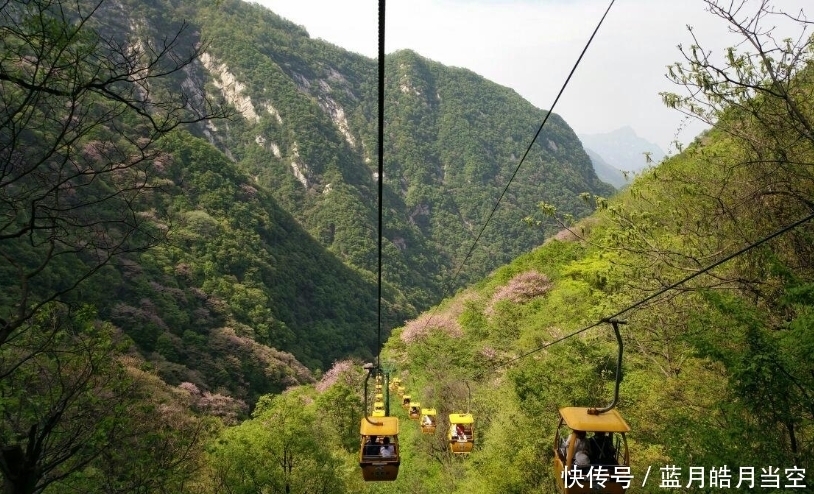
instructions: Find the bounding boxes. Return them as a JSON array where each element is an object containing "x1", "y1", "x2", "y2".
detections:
[
  {"x1": 0, "y1": 0, "x2": 615, "y2": 490},
  {"x1": 585, "y1": 148, "x2": 627, "y2": 189},
  {"x1": 203, "y1": 1, "x2": 814, "y2": 492},
  {"x1": 7, "y1": 0, "x2": 813, "y2": 492},
  {"x1": 185, "y1": 0, "x2": 614, "y2": 309},
  {"x1": 122, "y1": 0, "x2": 613, "y2": 385}
]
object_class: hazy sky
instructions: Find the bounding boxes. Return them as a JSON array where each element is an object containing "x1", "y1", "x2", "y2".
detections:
[{"x1": 252, "y1": 0, "x2": 804, "y2": 154}]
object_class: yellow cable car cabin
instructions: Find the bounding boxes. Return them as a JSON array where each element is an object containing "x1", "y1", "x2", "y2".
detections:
[
  {"x1": 372, "y1": 401, "x2": 385, "y2": 417},
  {"x1": 553, "y1": 407, "x2": 631, "y2": 494},
  {"x1": 420, "y1": 408, "x2": 437, "y2": 434},
  {"x1": 447, "y1": 413, "x2": 475, "y2": 454},
  {"x1": 359, "y1": 416, "x2": 400, "y2": 481},
  {"x1": 390, "y1": 378, "x2": 401, "y2": 391},
  {"x1": 401, "y1": 394, "x2": 411, "y2": 410},
  {"x1": 397, "y1": 385, "x2": 405, "y2": 397},
  {"x1": 375, "y1": 393, "x2": 383, "y2": 402},
  {"x1": 408, "y1": 402, "x2": 421, "y2": 420}
]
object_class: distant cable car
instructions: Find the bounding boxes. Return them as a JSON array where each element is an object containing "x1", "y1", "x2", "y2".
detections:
[
  {"x1": 390, "y1": 378, "x2": 401, "y2": 391},
  {"x1": 420, "y1": 408, "x2": 437, "y2": 434},
  {"x1": 401, "y1": 394, "x2": 411, "y2": 410},
  {"x1": 408, "y1": 402, "x2": 421, "y2": 420},
  {"x1": 397, "y1": 385, "x2": 405, "y2": 397},
  {"x1": 553, "y1": 319, "x2": 631, "y2": 494},
  {"x1": 447, "y1": 413, "x2": 475, "y2": 454},
  {"x1": 372, "y1": 401, "x2": 386, "y2": 417},
  {"x1": 447, "y1": 381, "x2": 475, "y2": 454},
  {"x1": 359, "y1": 416, "x2": 400, "y2": 481}
]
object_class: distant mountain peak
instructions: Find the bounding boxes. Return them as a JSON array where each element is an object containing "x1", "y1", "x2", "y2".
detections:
[
  {"x1": 579, "y1": 126, "x2": 665, "y2": 172},
  {"x1": 613, "y1": 125, "x2": 638, "y2": 137}
]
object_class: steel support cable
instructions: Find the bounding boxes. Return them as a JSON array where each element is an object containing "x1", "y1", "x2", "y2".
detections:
[
  {"x1": 376, "y1": 0, "x2": 385, "y2": 370},
  {"x1": 420, "y1": 0, "x2": 617, "y2": 333},
  {"x1": 452, "y1": 0, "x2": 616, "y2": 284},
  {"x1": 474, "y1": 210, "x2": 814, "y2": 379}
]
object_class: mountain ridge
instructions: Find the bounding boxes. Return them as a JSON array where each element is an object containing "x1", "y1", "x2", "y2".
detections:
[{"x1": 579, "y1": 125, "x2": 666, "y2": 173}]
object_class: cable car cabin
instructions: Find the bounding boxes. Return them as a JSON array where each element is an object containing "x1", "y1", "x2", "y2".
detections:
[
  {"x1": 375, "y1": 393, "x2": 384, "y2": 402},
  {"x1": 390, "y1": 378, "x2": 401, "y2": 391},
  {"x1": 397, "y1": 385, "x2": 405, "y2": 397},
  {"x1": 420, "y1": 408, "x2": 437, "y2": 434},
  {"x1": 401, "y1": 395, "x2": 411, "y2": 410},
  {"x1": 359, "y1": 416, "x2": 400, "y2": 481},
  {"x1": 375, "y1": 383, "x2": 383, "y2": 394},
  {"x1": 372, "y1": 401, "x2": 385, "y2": 417},
  {"x1": 553, "y1": 407, "x2": 631, "y2": 494},
  {"x1": 408, "y1": 402, "x2": 421, "y2": 420},
  {"x1": 448, "y1": 413, "x2": 475, "y2": 454}
]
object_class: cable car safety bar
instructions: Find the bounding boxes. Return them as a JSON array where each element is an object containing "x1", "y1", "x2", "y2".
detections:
[{"x1": 588, "y1": 319, "x2": 626, "y2": 415}]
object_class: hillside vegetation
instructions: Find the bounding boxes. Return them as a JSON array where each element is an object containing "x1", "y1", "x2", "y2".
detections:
[
  {"x1": 203, "y1": 1, "x2": 814, "y2": 492},
  {"x1": 176, "y1": 0, "x2": 614, "y2": 307},
  {"x1": 0, "y1": 0, "x2": 615, "y2": 490},
  {"x1": 2, "y1": 0, "x2": 813, "y2": 492}
]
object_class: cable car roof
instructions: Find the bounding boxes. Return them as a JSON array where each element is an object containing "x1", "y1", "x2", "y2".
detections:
[
  {"x1": 449, "y1": 413, "x2": 474, "y2": 424},
  {"x1": 558, "y1": 407, "x2": 631, "y2": 433},
  {"x1": 360, "y1": 416, "x2": 399, "y2": 435},
  {"x1": 421, "y1": 408, "x2": 436, "y2": 415}
]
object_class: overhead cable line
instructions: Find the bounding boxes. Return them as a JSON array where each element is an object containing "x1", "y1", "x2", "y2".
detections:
[
  {"x1": 423, "y1": 0, "x2": 616, "y2": 330},
  {"x1": 477, "y1": 210, "x2": 814, "y2": 378},
  {"x1": 449, "y1": 0, "x2": 616, "y2": 287},
  {"x1": 376, "y1": 0, "x2": 386, "y2": 368}
]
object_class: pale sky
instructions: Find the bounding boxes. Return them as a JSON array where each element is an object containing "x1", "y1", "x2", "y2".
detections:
[{"x1": 252, "y1": 0, "x2": 807, "y2": 154}]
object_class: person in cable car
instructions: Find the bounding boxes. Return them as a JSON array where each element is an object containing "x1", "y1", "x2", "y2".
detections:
[
  {"x1": 380, "y1": 437, "x2": 395, "y2": 458},
  {"x1": 421, "y1": 414, "x2": 434, "y2": 426},
  {"x1": 364, "y1": 436, "x2": 379, "y2": 457},
  {"x1": 559, "y1": 430, "x2": 587, "y2": 457},
  {"x1": 450, "y1": 423, "x2": 466, "y2": 440},
  {"x1": 589, "y1": 431, "x2": 616, "y2": 464}
]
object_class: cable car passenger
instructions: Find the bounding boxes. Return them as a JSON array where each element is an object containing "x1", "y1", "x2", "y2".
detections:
[
  {"x1": 589, "y1": 431, "x2": 616, "y2": 464},
  {"x1": 450, "y1": 423, "x2": 466, "y2": 440},
  {"x1": 560, "y1": 430, "x2": 586, "y2": 455},
  {"x1": 380, "y1": 437, "x2": 395, "y2": 458},
  {"x1": 364, "y1": 436, "x2": 380, "y2": 457}
]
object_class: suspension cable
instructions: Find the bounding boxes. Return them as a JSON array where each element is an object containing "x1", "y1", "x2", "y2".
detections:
[
  {"x1": 422, "y1": 0, "x2": 617, "y2": 332},
  {"x1": 444, "y1": 0, "x2": 616, "y2": 294},
  {"x1": 376, "y1": 0, "x2": 386, "y2": 369}
]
